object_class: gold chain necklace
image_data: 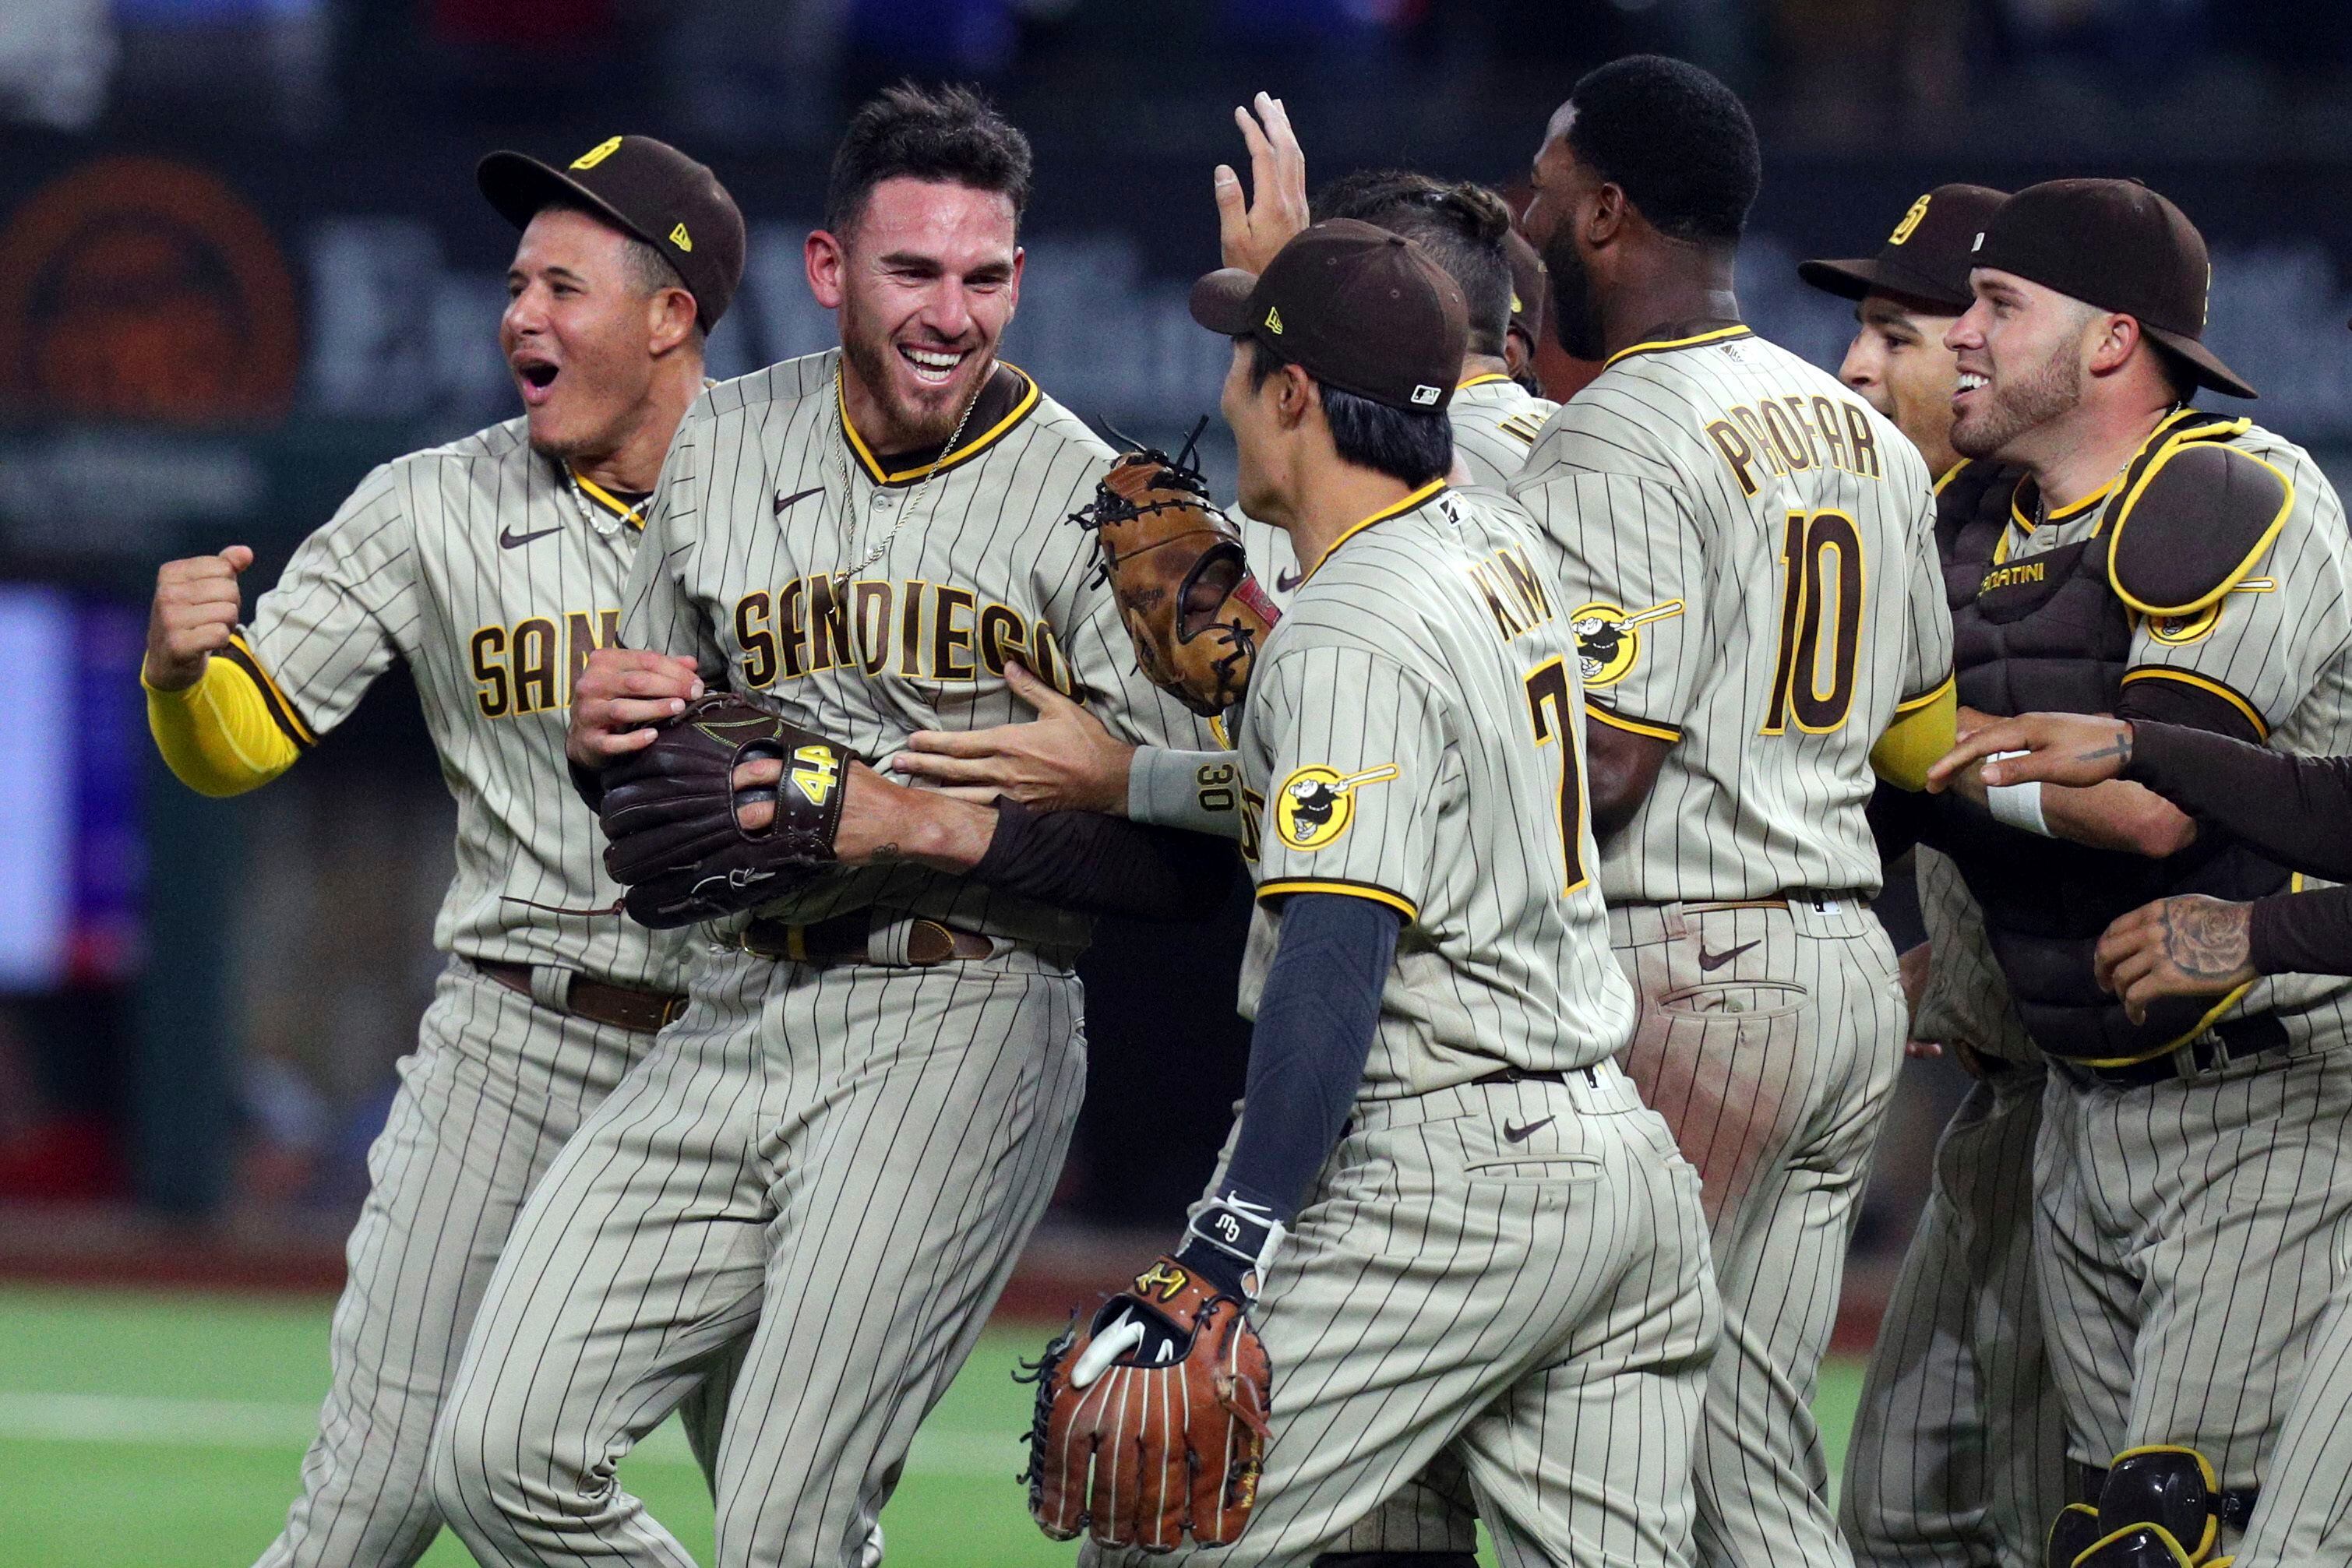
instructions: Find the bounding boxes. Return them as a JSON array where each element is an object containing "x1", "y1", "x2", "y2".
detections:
[{"x1": 830, "y1": 364, "x2": 984, "y2": 590}]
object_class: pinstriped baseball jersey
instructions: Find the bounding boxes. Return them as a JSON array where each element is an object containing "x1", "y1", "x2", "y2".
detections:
[
  {"x1": 1449, "y1": 371, "x2": 1557, "y2": 486},
  {"x1": 1232, "y1": 481, "x2": 1637, "y2": 1096},
  {"x1": 1236, "y1": 373, "x2": 1558, "y2": 611},
  {"x1": 620, "y1": 350, "x2": 1218, "y2": 946},
  {"x1": 238, "y1": 418, "x2": 688, "y2": 990},
  {"x1": 1992, "y1": 416, "x2": 2352, "y2": 1047},
  {"x1": 1509, "y1": 323, "x2": 1951, "y2": 904},
  {"x1": 1911, "y1": 846, "x2": 2040, "y2": 1063}
]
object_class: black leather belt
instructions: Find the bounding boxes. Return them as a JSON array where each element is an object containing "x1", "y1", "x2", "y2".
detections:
[
  {"x1": 2054, "y1": 1013, "x2": 2293, "y2": 1089},
  {"x1": 732, "y1": 909, "x2": 995, "y2": 967},
  {"x1": 1471, "y1": 1066, "x2": 1599, "y2": 1087},
  {"x1": 477, "y1": 960, "x2": 686, "y2": 1034}
]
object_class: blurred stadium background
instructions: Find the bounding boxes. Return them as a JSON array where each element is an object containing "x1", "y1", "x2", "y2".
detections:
[{"x1": 5, "y1": 0, "x2": 2352, "y2": 1562}]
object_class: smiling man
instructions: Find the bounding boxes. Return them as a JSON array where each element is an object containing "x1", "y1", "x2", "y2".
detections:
[
  {"x1": 139, "y1": 136, "x2": 746, "y2": 1568},
  {"x1": 1902, "y1": 179, "x2": 2352, "y2": 1568},
  {"x1": 428, "y1": 83, "x2": 1228, "y2": 1568}
]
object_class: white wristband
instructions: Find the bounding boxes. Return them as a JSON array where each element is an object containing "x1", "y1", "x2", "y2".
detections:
[{"x1": 1984, "y1": 751, "x2": 2051, "y2": 837}]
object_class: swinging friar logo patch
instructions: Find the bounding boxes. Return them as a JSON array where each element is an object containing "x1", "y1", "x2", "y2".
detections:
[{"x1": 1274, "y1": 763, "x2": 1399, "y2": 851}]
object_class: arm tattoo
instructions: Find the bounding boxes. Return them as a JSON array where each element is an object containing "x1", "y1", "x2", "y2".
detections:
[
  {"x1": 2075, "y1": 724, "x2": 2133, "y2": 766},
  {"x1": 2160, "y1": 899, "x2": 2252, "y2": 980}
]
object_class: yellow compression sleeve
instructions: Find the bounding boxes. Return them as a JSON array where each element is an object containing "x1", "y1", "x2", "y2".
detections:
[
  {"x1": 145, "y1": 652, "x2": 304, "y2": 797},
  {"x1": 1871, "y1": 676, "x2": 1959, "y2": 792}
]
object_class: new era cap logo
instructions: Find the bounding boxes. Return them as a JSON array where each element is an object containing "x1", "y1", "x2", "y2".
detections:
[
  {"x1": 1264, "y1": 306, "x2": 1283, "y2": 335},
  {"x1": 1411, "y1": 384, "x2": 1440, "y2": 406},
  {"x1": 1972, "y1": 231, "x2": 1986, "y2": 252},
  {"x1": 571, "y1": 136, "x2": 623, "y2": 171},
  {"x1": 669, "y1": 222, "x2": 692, "y2": 252}
]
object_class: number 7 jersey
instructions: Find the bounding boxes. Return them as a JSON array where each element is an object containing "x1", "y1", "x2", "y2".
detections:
[
  {"x1": 1509, "y1": 324, "x2": 1951, "y2": 904},
  {"x1": 1233, "y1": 483, "x2": 1638, "y2": 1094}
]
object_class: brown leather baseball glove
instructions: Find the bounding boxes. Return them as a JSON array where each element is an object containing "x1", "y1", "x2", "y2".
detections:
[
  {"x1": 1073, "y1": 438, "x2": 1280, "y2": 717},
  {"x1": 1021, "y1": 1255, "x2": 1272, "y2": 1552},
  {"x1": 594, "y1": 692, "x2": 858, "y2": 928}
]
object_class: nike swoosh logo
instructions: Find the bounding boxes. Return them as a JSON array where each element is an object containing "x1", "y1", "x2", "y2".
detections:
[
  {"x1": 774, "y1": 486, "x2": 823, "y2": 516},
  {"x1": 1502, "y1": 1116, "x2": 1556, "y2": 1143},
  {"x1": 1697, "y1": 939, "x2": 1760, "y2": 973},
  {"x1": 499, "y1": 523, "x2": 563, "y2": 549}
]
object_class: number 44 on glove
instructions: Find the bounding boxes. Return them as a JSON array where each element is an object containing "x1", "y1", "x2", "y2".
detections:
[{"x1": 1020, "y1": 1254, "x2": 1273, "y2": 1551}]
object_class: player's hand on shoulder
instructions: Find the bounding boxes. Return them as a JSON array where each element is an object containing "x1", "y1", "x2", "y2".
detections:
[
  {"x1": 1215, "y1": 91, "x2": 1307, "y2": 275},
  {"x1": 143, "y1": 544, "x2": 254, "y2": 691},
  {"x1": 2095, "y1": 893, "x2": 2256, "y2": 1024},
  {"x1": 890, "y1": 663, "x2": 1135, "y2": 813},
  {"x1": 1926, "y1": 711, "x2": 2135, "y2": 794},
  {"x1": 567, "y1": 647, "x2": 703, "y2": 767}
]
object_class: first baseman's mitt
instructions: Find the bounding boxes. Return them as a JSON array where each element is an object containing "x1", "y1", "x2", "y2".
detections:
[
  {"x1": 595, "y1": 692, "x2": 857, "y2": 928},
  {"x1": 1021, "y1": 1255, "x2": 1271, "y2": 1551},
  {"x1": 1074, "y1": 435, "x2": 1280, "y2": 717}
]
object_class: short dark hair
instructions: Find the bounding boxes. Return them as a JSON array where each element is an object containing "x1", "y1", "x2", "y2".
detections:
[
  {"x1": 1561, "y1": 55, "x2": 1760, "y2": 245},
  {"x1": 541, "y1": 196, "x2": 703, "y2": 345},
  {"x1": 825, "y1": 81, "x2": 1033, "y2": 237},
  {"x1": 1312, "y1": 171, "x2": 1515, "y2": 358},
  {"x1": 1247, "y1": 338, "x2": 1452, "y2": 488}
]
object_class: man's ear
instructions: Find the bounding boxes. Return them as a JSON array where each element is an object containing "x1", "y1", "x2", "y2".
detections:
[
  {"x1": 649, "y1": 287, "x2": 698, "y2": 355},
  {"x1": 2089, "y1": 312, "x2": 2145, "y2": 379},
  {"x1": 1275, "y1": 362, "x2": 1318, "y2": 430},
  {"x1": 1585, "y1": 181, "x2": 1628, "y2": 248},
  {"x1": 806, "y1": 229, "x2": 847, "y2": 311}
]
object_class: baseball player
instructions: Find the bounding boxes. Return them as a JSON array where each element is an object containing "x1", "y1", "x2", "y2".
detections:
[
  {"x1": 1506, "y1": 56, "x2": 1955, "y2": 1568},
  {"x1": 428, "y1": 84, "x2": 1226, "y2": 1568},
  {"x1": 1799, "y1": 184, "x2": 2074, "y2": 1568},
  {"x1": 1926, "y1": 712, "x2": 2352, "y2": 1568},
  {"x1": 1909, "y1": 179, "x2": 2352, "y2": 1567},
  {"x1": 890, "y1": 101, "x2": 1558, "y2": 843},
  {"x1": 1039, "y1": 216, "x2": 1716, "y2": 1568},
  {"x1": 1205, "y1": 100, "x2": 1558, "y2": 601},
  {"x1": 140, "y1": 138, "x2": 749, "y2": 1568}
]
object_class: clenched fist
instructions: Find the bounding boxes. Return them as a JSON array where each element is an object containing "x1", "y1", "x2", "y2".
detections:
[{"x1": 144, "y1": 546, "x2": 255, "y2": 691}]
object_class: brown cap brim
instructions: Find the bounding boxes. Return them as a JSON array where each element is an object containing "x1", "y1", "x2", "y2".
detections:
[
  {"x1": 1797, "y1": 255, "x2": 1973, "y2": 313},
  {"x1": 478, "y1": 151, "x2": 661, "y2": 258},
  {"x1": 2144, "y1": 324, "x2": 2258, "y2": 400},
  {"x1": 1189, "y1": 268, "x2": 1262, "y2": 337}
]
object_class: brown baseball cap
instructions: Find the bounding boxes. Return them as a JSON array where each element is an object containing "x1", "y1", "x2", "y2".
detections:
[
  {"x1": 1799, "y1": 183, "x2": 2008, "y2": 312},
  {"x1": 1503, "y1": 224, "x2": 1548, "y2": 349},
  {"x1": 1972, "y1": 178, "x2": 2253, "y2": 400},
  {"x1": 1190, "y1": 219, "x2": 1468, "y2": 412},
  {"x1": 479, "y1": 134, "x2": 746, "y2": 333}
]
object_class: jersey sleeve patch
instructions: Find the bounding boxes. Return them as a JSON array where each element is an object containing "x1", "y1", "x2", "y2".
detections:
[
  {"x1": 2107, "y1": 439, "x2": 2291, "y2": 617},
  {"x1": 1571, "y1": 599, "x2": 1684, "y2": 689},
  {"x1": 1271, "y1": 763, "x2": 1398, "y2": 851}
]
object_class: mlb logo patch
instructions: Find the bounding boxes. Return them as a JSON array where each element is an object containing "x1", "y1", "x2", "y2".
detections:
[{"x1": 1410, "y1": 384, "x2": 1440, "y2": 406}]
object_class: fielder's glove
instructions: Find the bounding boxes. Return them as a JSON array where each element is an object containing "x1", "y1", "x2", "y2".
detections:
[
  {"x1": 1021, "y1": 1196, "x2": 1281, "y2": 1551},
  {"x1": 1073, "y1": 435, "x2": 1280, "y2": 717},
  {"x1": 594, "y1": 692, "x2": 858, "y2": 928}
]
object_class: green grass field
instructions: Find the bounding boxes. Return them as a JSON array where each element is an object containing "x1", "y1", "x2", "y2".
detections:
[{"x1": 0, "y1": 1284, "x2": 1864, "y2": 1566}]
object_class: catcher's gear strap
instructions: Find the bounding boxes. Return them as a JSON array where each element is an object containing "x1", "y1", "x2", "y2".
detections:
[
  {"x1": 2103, "y1": 415, "x2": 2284, "y2": 618},
  {"x1": 1128, "y1": 745, "x2": 1250, "y2": 840},
  {"x1": 970, "y1": 797, "x2": 1233, "y2": 922},
  {"x1": 146, "y1": 650, "x2": 303, "y2": 798},
  {"x1": 1221, "y1": 892, "x2": 1400, "y2": 1224},
  {"x1": 1869, "y1": 673, "x2": 1957, "y2": 791},
  {"x1": 2067, "y1": 1524, "x2": 2196, "y2": 1567}
]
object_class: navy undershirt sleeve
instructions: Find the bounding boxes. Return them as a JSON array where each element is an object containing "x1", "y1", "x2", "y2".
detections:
[{"x1": 1216, "y1": 892, "x2": 1400, "y2": 1224}]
